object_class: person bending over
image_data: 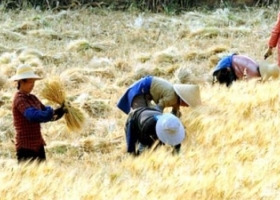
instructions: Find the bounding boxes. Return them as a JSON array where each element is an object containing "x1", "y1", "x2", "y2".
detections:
[{"x1": 125, "y1": 107, "x2": 185, "y2": 155}]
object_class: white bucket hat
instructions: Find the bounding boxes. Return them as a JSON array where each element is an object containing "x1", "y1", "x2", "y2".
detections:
[
  {"x1": 173, "y1": 84, "x2": 201, "y2": 108},
  {"x1": 156, "y1": 113, "x2": 185, "y2": 146},
  {"x1": 258, "y1": 61, "x2": 279, "y2": 81},
  {"x1": 11, "y1": 64, "x2": 42, "y2": 81}
]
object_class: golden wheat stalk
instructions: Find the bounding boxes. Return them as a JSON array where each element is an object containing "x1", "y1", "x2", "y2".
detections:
[
  {"x1": 64, "y1": 103, "x2": 85, "y2": 131},
  {"x1": 40, "y1": 77, "x2": 85, "y2": 131},
  {"x1": 40, "y1": 77, "x2": 66, "y2": 105}
]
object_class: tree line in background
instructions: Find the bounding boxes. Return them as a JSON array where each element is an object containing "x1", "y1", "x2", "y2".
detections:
[{"x1": 1, "y1": 0, "x2": 279, "y2": 12}]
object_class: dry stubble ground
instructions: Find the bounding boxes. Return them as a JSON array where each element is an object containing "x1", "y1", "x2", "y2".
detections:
[{"x1": 0, "y1": 6, "x2": 280, "y2": 199}]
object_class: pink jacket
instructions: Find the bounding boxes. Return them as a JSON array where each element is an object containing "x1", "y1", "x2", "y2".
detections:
[
  {"x1": 232, "y1": 55, "x2": 260, "y2": 79},
  {"x1": 268, "y1": 12, "x2": 280, "y2": 67}
]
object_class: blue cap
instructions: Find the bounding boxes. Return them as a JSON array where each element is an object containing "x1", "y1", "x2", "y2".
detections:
[{"x1": 213, "y1": 54, "x2": 234, "y2": 75}]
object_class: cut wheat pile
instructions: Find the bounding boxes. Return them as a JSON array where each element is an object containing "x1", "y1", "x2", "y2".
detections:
[{"x1": 40, "y1": 76, "x2": 85, "y2": 131}]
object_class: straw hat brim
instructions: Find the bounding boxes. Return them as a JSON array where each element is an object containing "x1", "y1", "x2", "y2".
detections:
[
  {"x1": 156, "y1": 113, "x2": 185, "y2": 146},
  {"x1": 11, "y1": 73, "x2": 43, "y2": 81},
  {"x1": 173, "y1": 84, "x2": 201, "y2": 108}
]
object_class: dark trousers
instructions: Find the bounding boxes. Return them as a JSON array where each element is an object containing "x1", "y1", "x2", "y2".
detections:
[{"x1": 16, "y1": 146, "x2": 46, "y2": 163}]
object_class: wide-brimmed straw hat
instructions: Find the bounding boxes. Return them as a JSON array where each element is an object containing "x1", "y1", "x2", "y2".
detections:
[
  {"x1": 258, "y1": 61, "x2": 279, "y2": 81},
  {"x1": 173, "y1": 84, "x2": 201, "y2": 108},
  {"x1": 156, "y1": 113, "x2": 185, "y2": 146},
  {"x1": 11, "y1": 64, "x2": 42, "y2": 81}
]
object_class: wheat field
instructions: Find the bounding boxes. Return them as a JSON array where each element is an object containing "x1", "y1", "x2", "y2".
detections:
[{"x1": 0, "y1": 6, "x2": 280, "y2": 199}]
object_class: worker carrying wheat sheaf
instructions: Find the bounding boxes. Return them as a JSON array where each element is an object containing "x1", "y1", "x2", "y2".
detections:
[
  {"x1": 11, "y1": 64, "x2": 67, "y2": 164},
  {"x1": 212, "y1": 53, "x2": 279, "y2": 87},
  {"x1": 117, "y1": 76, "x2": 201, "y2": 118}
]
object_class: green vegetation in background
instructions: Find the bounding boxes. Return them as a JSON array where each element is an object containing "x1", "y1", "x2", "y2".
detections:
[{"x1": 0, "y1": 0, "x2": 279, "y2": 12}]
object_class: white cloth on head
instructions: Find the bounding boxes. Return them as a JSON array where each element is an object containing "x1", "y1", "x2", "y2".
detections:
[{"x1": 156, "y1": 113, "x2": 185, "y2": 146}]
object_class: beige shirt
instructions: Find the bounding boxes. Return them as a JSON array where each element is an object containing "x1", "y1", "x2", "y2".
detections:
[{"x1": 150, "y1": 77, "x2": 179, "y2": 111}]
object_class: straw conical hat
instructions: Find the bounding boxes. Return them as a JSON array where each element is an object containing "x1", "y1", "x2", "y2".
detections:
[
  {"x1": 173, "y1": 84, "x2": 201, "y2": 108},
  {"x1": 258, "y1": 61, "x2": 279, "y2": 81},
  {"x1": 11, "y1": 64, "x2": 42, "y2": 81}
]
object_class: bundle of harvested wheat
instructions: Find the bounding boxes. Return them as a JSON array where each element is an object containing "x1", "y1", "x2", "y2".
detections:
[
  {"x1": 64, "y1": 102, "x2": 85, "y2": 131},
  {"x1": 40, "y1": 77, "x2": 66, "y2": 105},
  {"x1": 40, "y1": 76, "x2": 85, "y2": 131},
  {"x1": 174, "y1": 67, "x2": 192, "y2": 84}
]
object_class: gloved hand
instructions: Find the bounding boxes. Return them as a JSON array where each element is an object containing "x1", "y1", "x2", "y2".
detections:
[
  {"x1": 172, "y1": 144, "x2": 181, "y2": 155},
  {"x1": 264, "y1": 47, "x2": 273, "y2": 60},
  {"x1": 171, "y1": 109, "x2": 181, "y2": 118},
  {"x1": 53, "y1": 104, "x2": 67, "y2": 121}
]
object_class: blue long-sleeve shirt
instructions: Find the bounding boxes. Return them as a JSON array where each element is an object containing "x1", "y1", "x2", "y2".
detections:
[
  {"x1": 24, "y1": 106, "x2": 54, "y2": 123},
  {"x1": 125, "y1": 119, "x2": 137, "y2": 153},
  {"x1": 117, "y1": 76, "x2": 153, "y2": 114}
]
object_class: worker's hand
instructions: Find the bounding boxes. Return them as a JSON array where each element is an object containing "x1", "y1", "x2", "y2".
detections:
[
  {"x1": 171, "y1": 110, "x2": 181, "y2": 118},
  {"x1": 172, "y1": 144, "x2": 181, "y2": 155},
  {"x1": 52, "y1": 104, "x2": 67, "y2": 121},
  {"x1": 60, "y1": 102, "x2": 68, "y2": 113},
  {"x1": 264, "y1": 47, "x2": 273, "y2": 60}
]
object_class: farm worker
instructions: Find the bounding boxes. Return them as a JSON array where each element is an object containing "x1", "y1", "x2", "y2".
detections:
[
  {"x1": 125, "y1": 107, "x2": 185, "y2": 155},
  {"x1": 212, "y1": 53, "x2": 279, "y2": 87},
  {"x1": 11, "y1": 64, "x2": 67, "y2": 163},
  {"x1": 264, "y1": 12, "x2": 280, "y2": 67},
  {"x1": 117, "y1": 76, "x2": 201, "y2": 117}
]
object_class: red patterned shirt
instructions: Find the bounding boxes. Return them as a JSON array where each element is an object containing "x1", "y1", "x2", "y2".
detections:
[
  {"x1": 268, "y1": 12, "x2": 280, "y2": 67},
  {"x1": 12, "y1": 91, "x2": 46, "y2": 152}
]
